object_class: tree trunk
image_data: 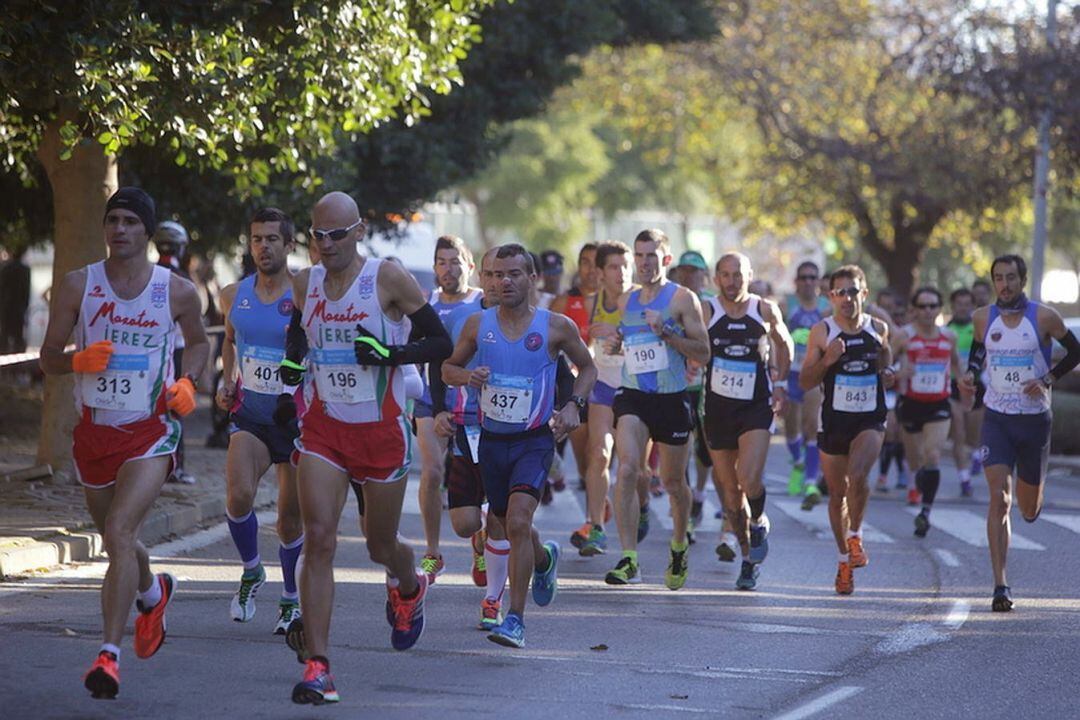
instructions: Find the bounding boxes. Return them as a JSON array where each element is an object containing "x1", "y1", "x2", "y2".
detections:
[
  {"x1": 35, "y1": 111, "x2": 117, "y2": 481},
  {"x1": 463, "y1": 188, "x2": 496, "y2": 250},
  {"x1": 881, "y1": 230, "x2": 922, "y2": 299}
]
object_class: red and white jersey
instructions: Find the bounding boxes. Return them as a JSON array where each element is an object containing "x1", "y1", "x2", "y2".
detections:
[
  {"x1": 75, "y1": 262, "x2": 176, "y2": 426},
  {"x1": 901, "y1": 328, "x2": 953, "y2": 403},
  {"x1": 302, "y1": 259, "x2": 408, "y2": 424}
]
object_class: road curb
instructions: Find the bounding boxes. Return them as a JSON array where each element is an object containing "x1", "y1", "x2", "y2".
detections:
[{"x1": 0, "y1": 486, "x2": 276, "y2": 579}]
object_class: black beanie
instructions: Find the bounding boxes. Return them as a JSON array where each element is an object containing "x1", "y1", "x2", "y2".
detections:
[{"x1": 104, "y1": 187, "x2": 156, "y2": 236}]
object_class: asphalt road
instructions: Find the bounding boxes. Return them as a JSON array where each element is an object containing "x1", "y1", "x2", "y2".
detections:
[{"x1": 2, "y1": 440, "x2": 1079, "y2": 719}]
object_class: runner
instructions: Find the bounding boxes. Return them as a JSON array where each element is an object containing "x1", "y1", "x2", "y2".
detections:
[
  {"x1": 702, "y1": 253, "x2": 793, "y2": 590},
  {"x1": 414, "y1": 235, "x2": 484, "y2": 583},
  {"x1": 39, "y1": 187, "x2": 209, "y2": 699},
  {"x1": 946, "y1": 287, "x2": 983, "y2": 497},
  {"x1": 800, "y1": 265, "x2": 894, "y2": 595},
  {"x1": 873, "y1": 289, "x2": 910, "y2": 496},
  {"x1": 431, "y1": 247, "x2": 512, "y2": 630},
  {"x1": 892, "y1": 286, "x2": 960, "y2": 538},
  {"x1": 442, "y1": 243, "x2": 596, "y2": 648},
  {"x1": 605, "y1": 229, "x2": 711, "y2": 589},
  {"x1": 283, "y1": 192, "x2": 452, "y2": 704},
  {"x1": 573, "y1": 241, "x2": 635, "y2": 556},
  {"x1": 960, "y1": 254, "x2": 1079, "y2": 612},
  {"x1": 216, "y1": 208, "x2": 304, "y2": 633},
  {"x1": 782, "y1": 261, "x2": 829, "y2": 510}
]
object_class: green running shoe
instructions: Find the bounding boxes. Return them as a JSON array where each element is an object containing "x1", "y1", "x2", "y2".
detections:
[
  {"x1": 230, "y1": 565, "x2": 267, "y2": 622},
  {"x1": 605, "y1": 555, "x2": 642, "y2": 585},
  {"x1": 580, "y1": 525, "x2": 607, "y2": 556},
  {"x1": 664, "y1": 544, "x2": 689, "y2": 590},
  {"x1": 787, "y1": 463, "x2": 805, "y2": 496},
  {"x1": 275, "y1": 601, "x2": 301, "y2": 636},
  {"x1": 801, "y1": 484, "x2": 822, "y2": 511}
]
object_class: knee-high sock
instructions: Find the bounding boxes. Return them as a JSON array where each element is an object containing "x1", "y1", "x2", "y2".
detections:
[
  {"x1": 879, "y1": 442, "x2": 896, "y2": 476},
  {"x1": 748, "y1": 489, "x2": 767, "y2": 523},
  {"x1": 227, "y1": 510, "x2": 261, "y2": 570},
  {"x1": 786, "y1": 435, "x2": 803, "y2": 463},
  {"x1": 279, "y1": 534, "x2": 304, "y2": 601},
  {"x1": 484, "y1": 538, "x2": 511, "y2": 602},
  {"x1": 920, "y1": 468, "x2": 941, "y2": 510},
  {"x1": 804, "y1": 442, "x2": 820, "y2": 483}
]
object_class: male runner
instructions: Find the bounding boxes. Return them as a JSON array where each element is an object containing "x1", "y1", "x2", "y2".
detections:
[
  {"x1": 283, "y1": 192, "x2": 452, "y2": 704},
  {"x1": 443, "y1": 243, "x2": 596, "y2": 648},
  {"x1": 960, "y1": 254, "x2": 1079, "y2": 611},
  {"x1": 800, "y1": 265, "x2": 894, "y2": 595},
  {"x1": 40, "y1": 187, "x2": 209, "y2": 699},
  {"x1": 946, "y1": 287, "x2": 983, "y2": 496},
  {"x1": 574, "y1": 241, "x2": 635, "y2": 556},
  {"x1": 892, "y1": 287, "x2": 960, "y2": 538},
  {"x1": 971, "y1": 279, "x2": 992, "y2": 309},
  {"x1": 702, "y1": 253, "x2": 793, "y2": 590},
  {"x1": 783, "y1": 261, "x2": 829, "y2": 510},
  {"x1": 414, "y1": 235, "x2": 484, "y2": 582},
  {"x1": 605, "y1": 229, "x2": 710, "y2": 589},
  {"x1": 874, "y1": 288, "x2": 909, "y2": 496},
  {"x1": 216, "y1": 208, "x2": 304, "y2": 632}
]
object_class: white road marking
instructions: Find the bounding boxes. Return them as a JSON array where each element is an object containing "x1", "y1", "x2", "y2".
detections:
[
  {"x1": 904, "y1": 507, "x2": 1044, "y2": 550},
  {"x1": 1042, "y1": 512, "x2": 1080, "y2": 535},
  {"x1": 620, "y1": 704, "x2": 715, "y2": 714},
  {"x1": 875, "y1": 622, "x2": 948, "y2": 655},
  {"x1": 773, "y1": 500, "x2": 895, "y2": 543},
  {"x1": 933, "y1": 548, "x2": 961, "y2": 567},
  {"x1": 772, "y1": 686, "x2": 863, "y2": 720},
  {"x1": 944, "y1": 599, "x2": 970, "y2": 629}
]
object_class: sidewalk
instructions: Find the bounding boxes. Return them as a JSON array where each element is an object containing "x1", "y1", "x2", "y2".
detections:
[{"x1": 0, "y1": 397, "x2": 278, "y2": 579}]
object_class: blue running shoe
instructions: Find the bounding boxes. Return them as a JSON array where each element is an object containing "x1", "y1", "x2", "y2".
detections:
[
  {"x1": 749, "y1": 513, "x2": 770, "y2": 564},
  {"x1": 532, "y1": 541, "x2": 559, "y2": 607},
  {"x1": 488, "y1": 612, "x2": 525, "y2": 648},
  {"x1": 736, "y1": 560, "x2": 759, "y2": 591},
  {"x1": 292, "y1": 658, "x2": 339, "y2": 705},
  {"x1": 387, "y1": 572, "x2": 427, "y2": 651},
  {"x1": 637, "y1": 505, "x2": 650, "y2": 543}
]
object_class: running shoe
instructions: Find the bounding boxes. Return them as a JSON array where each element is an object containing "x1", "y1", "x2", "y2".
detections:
[
  {"x1": 84, "y1": 651, "x2": 119, "y2": 699},
  {"x1": 471, "y1": 530, "x2": 487, "y2": 587},
  {"x1": 992, "y1": 585, "x2": 1013, "y2": 613},
  {"x1": 690, "y1": 498, "x2": 704, "y2": 525},
  {"x1": 736, "y1": 560, "x2": 759, "y2": 591},
  {"x1": 292, "y1": 657, "x2": 339, "y2": 705},
  {"x1": 605, "y1": 555, "x2": 642, "y2": 585},
  {"x1": 788, "y1": 463, "x2": 805, "y2": 495},
  {"x1": 664, "y1": 543, "x2": 689, "y2": 591},
  {"x1": 285, "y1": 616, "x2": 307, "y2": 664},
  {"x1": 230, "y1": 564, "x2": 267, "y2": 623},
  {"x1": 570, "y1": 521, "x2": 591, "y2": 549},
  {"x1": 387, "y1": 572, "x2": 427, "y2": 651},
  {"x1": 580, "y1": 525, "x2": 607, "y2": 556},
  {"x1": 875, "y1": 476, "x2": 889, "y2": 493},
  {"x1": 686, "y1": 517, "x2": 697, "y2": 546},
  {"x1": 532, "y1": 541, "x2": 559, "y2": 607},
  {"x1": 637, "y1": 504, "x2": 650, "y2": 542},
  {"x1": 715, "y1": 534, "x2": 737, "y2": 563},
  {"x1": 134, "y1": 572, "x2": 175, "y2": 659},
  {"x1": 914, "y1": 510, "x2": 931, "y2": 538},
  {"x1": 847, "y1": 536, "x2": 868, "y2": 568},
  {"x1": 749, "y1": 514, "x2": 770, "y2": 564},
  {"x1": 488, "y1": 612, "x2": 525, "y2": 648},
  {"x1": 478, "y1": 597, "x2": 502, "y2": 631},
  {"x1": 906, "y1": 487, "x2": 921, "y2": 506},
  {"x1": 835, "y1": 561, "x2": 854, "y2": 595},
  {"x1": 420, "y1": 553, "x2": 445, "y2": 584},
  {"x1": 960, "y1": 480, "x2": 973, "y2": 498},
  {"x1": 275, "y1": 601, "x2": 301, "y2": 636},
  {"x1": 801, "y1": 485, "x2": 822, "y2": 511}
]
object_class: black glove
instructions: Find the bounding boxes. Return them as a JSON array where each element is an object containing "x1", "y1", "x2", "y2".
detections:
[
  {"x1": 354, "y1": 323, "x2": 397, "y2": 366},
  {"x1": 272, "y1": 392, "x2": 298, "y2": 428},
  {"x1": 279, "y1": 358, "x2": 306, "y2": 386}
]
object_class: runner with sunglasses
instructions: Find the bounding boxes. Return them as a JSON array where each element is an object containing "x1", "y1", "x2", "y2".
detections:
[
  {"x1": 891, "y1": 287, "x2": 961, "y2": 538},
  {"x1": 800, "y1": 265, "x2": 894, "y2": 595}
]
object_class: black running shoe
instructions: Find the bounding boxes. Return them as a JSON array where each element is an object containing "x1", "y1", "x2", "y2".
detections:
[
  {"x1": 992, "y1": 585, "x2": 1013, "y2": 613},
  {"x1": 286, "y1": 616, "x2": 308, "y2": 663},
  {"x1": 914, "y1": 510, "x2": 930, "y2": 538}
]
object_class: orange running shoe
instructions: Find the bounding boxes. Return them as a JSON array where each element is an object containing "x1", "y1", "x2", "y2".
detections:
[
  {"x1": 84, "y1": 651, "x2": 119, "y2": 699},
  {"x1": 835, "y1": 561, "x2": 854, "y2": 595},
  {"x1": 471, "y1": 530, "x2": 487, "y2": 587},
  {"x1": 134, "y1": 573, "x2": 175, "y2": 659},
  {"x1": 907, "y1": 487, "x2": 921, "y2": 506},
  {"x1": 478, "y1": 597, "x2": 502, "y2": 631},
  {"x1": 569, "y1": 522, "x2": 591, "y2": 549},
  {"x1": 847, "y1": 537, "x2": 868, "y2": 568}
]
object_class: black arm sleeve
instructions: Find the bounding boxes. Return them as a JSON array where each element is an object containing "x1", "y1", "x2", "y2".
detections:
[
  {"x1": 556, "y1": 355, "x2": 574, "y2": 408},
  {"x1": 280, "y1": 307, "x2": 308, "y2": 386},
  {"x1": 392, "y1": 303, "x2": 453, "y2": 366},
  {"x1": 1052, "y1": 330, "x2": 1080, "y2": 380},
  {"x1": 967, "y1": 339, "x2": 986, "y2": 375}
]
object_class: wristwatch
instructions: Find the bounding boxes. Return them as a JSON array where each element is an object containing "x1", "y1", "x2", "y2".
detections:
[
  {"x1": 569, "y1": 394, "x2": 587, "y2": 410},
  {"x1": 1041, "y1": 372, "x2": 1054, "y2": 388}
]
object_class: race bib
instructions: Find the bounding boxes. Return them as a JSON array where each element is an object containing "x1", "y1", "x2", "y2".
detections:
[
  {"x1": 832, "y1": 373, "x2": 878, "y2": 413},
  {"x1": 481, "y1": 373, "x2": 532, "y2": 424},
  {"x1": 989, "y1": 354, "x2": 1035, "y2": 393},
  {"x1": 911, "y1": 361, "x2": 948, "y2": 395},
  {"x1": 240, "y1": 345, "x2": 284, "y2": 395},
  {"x1": 464, "y1": 424, "x2": 481, "y2": 464},
  {"x1": 591, "y1": 338, "x2": 624, "y2": 368},
  {"x1": 710, "y1": 358, "x2": 757, "y2": 400},
  {"x1": 623, "y1": 333, "x2": 668, "y2": 375},
  {"x1": 312, "y1": 348, "x2": 375, "y2": 404},
  {"x1": 81, "y1": 353, "x2": 151, "y2": 412}
]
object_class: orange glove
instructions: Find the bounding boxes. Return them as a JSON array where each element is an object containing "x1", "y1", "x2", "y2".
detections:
[
  {"x1": 71, "y1": 340, "x2": 114, "y2": 373},
  {"x1": 166, "y1": 376, "x2": 197, "y2": 417}
]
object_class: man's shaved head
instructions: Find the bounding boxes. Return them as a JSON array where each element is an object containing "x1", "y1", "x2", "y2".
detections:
[{"x1": 312, "y1": 191, "x2": 361, "y2": 228}]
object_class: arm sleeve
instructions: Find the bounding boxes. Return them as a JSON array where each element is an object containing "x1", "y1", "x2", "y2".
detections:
[
  {"x1": 280, "y1": 307, "x2": 308, "y2": 386},
  {"x1": 966, "y1": 339, "x2": 986, "y2": 375},
  {"x1": 1051, "y1": 330, "x2": 1080, "y2": 380},
  {"x1": 390, "y1": 304, "x2": 453, "y2": 366}
]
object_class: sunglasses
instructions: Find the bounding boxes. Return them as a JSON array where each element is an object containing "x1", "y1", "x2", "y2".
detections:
[
  {"x1": 831, "y1": 287, "x2": 861, "y2": 298},
  {"x1": 797, "y1": 275, "x2": 819, "y2": 281},
  {"x1": 914, "y1": 303, "x2": 940, "y2": 310},
  {"x1": 309, "y1": 219, "x2": 364, "y2": 243}
]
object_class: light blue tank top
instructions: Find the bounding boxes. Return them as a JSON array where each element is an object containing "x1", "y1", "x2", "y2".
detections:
[
  {"x1": 231, "y1": 275, "x2": 295, "y2": 423},
  {"x1": 619, "y1": 283, "x2": 687, "y2": 394},
  {"x1": 421, "y1": 288, "x2": 483, "y2": 407},
  {"x1": 476, "y1": 307, "x2": 556, "y2": 433}
]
